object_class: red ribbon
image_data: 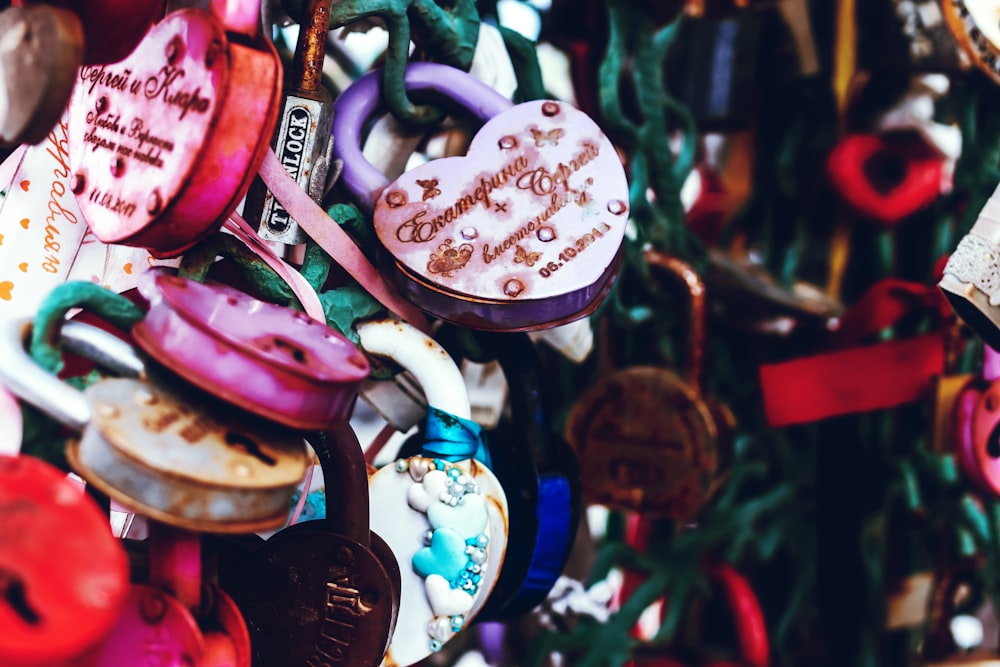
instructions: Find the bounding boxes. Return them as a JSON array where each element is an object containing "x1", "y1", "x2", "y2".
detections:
[{"x1": 759, "y1": 279, "x2": 946, "y2": 427}]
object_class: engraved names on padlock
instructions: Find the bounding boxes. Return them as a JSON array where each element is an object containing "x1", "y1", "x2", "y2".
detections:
[
  {"x1": 68, "y1": 10, "x2": 225, "y2": 244},
  {"x1": 373, "y1": 99, "x2": 627, "y2": 326}
]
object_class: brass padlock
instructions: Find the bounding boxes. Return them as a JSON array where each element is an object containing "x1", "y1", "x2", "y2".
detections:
[{"x1": 566, "y1": 251, "x2": 727, "y2": 519}]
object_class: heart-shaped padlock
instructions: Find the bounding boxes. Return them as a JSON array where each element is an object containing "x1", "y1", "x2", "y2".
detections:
[
  {"x1": 132, "y1": 269, "x2": 370, "y2": 430},
  {"x1": 826, "y1": 132, "x2": 943, "y2": 225},
  {"x1": 431, "y1": 326, "x2": 582, "y2": 621},
  {"x1": 13, "y1": 0, "x2": 165, "y2": 65},
  {"x1": 334, "y1": 62, "x2": 630, "y2": 331},
  {"x1": 68, "y1": 0, "x2": 281, "y2": 257},
  {"x1": 0, "y1": 454, "x2": 128, "y2": 667},
  {"x1": 0, "y1": 5, "x2": 83, "y2": 147},
  {"x1": 357, "y1": 318, "x2": 510, "y2": 666},
  {"x1": 218, "y1": 423, "x2": 399, "y2": 667},
  {"x1": 566, "y1": 252, "x2": 724, "y2": 519},
  {"x1": 0, "y1": 315, "x2": 310, "y2": 532}
]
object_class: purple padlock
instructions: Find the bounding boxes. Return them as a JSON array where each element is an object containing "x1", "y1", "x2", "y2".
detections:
[
  {"x1": 132, "y1": 269, "x2": 371, "y2": 430},
  {"x1": 334, "y1": 63, "x2": 630, "y2": 332}
]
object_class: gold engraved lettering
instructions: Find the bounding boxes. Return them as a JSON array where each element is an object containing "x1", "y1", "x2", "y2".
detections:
[
  {"x1": 142, "y1": 410, "x2": 180, "y2": 433},
  {"x1": 395, "y1": 154, "x2": 530, "y2": 244}
]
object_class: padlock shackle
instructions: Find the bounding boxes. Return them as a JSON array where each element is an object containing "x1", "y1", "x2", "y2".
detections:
[
  {"x1": 0, "y1": 318, "x2": 146, "y2": 431},
  {"x1": 702, "y1": 561, "x2": 770, "y2": 667},
  {"x1": 643, "y1": 251, "x2": 707, "y2": 392},
  {"x1": 307, "y1": 423, "x2": 371, "y2": 547},
  {"x1": 356, "y1": 318, "x2": 471, "y2": 419},
  {"x1": 333, "y1": 62, "x2": 514, "y2": 211}
]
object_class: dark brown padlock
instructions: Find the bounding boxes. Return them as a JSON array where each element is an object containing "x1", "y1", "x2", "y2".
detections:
[{"x1": 218, "y1": 422, "x2": 399, "y2": 667}]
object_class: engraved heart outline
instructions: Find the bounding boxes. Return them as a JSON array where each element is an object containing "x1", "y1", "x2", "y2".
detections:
[{"x1": 374, "y1": 100, "x2": 630, "y2": 306}]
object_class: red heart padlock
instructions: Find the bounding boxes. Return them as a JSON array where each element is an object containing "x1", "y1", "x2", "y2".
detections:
[
  {"x1": 14, "y1": 0, "x2": 165, "y2": 64},
  {"x1": 826, "y1": 133, "x2": 942, "y2": 225},
  {"x1": 132, "y1": 269, "x2": 371, "y2": 430},
  {"x1": 68, "y1": 0, "x2": 281, "y2": 257},
  {"x1": 0, "y1": 454, "x2": 129, "y2": 667}
]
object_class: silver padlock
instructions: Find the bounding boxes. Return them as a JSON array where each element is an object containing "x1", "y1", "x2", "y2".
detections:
[
  {"x1": 0, "y1": 317, "x2": 310, "y2": 533},
  {"x1": 244, "y1": 0, "x2": 334, "y2": 244}
]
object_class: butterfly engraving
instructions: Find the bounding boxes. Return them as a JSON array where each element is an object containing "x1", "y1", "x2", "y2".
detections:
[
  {"x1": 513, "y1": 244, "x2": 542, "y2": 267},
  {"x1": 427, "y1": 239, "x2": 474, "y2": 277},
  {"x1": 531, "y1": 128, "x2": 563, "y2": 148},
  {"x1": 417, "y1": 178, "x2": 441, "y2": 201}
]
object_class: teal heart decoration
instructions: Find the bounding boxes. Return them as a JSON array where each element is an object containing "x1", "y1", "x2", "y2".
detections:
[
  {"x1": 412, "y1": 527, "x2": 468, "y2": 581},
  {"x1": 427, "y1": 493, "x2": 488, "y2": 537}
]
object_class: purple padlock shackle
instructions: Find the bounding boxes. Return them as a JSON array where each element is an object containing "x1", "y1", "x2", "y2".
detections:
[{"x1": 333, "y1": 63, "x2": 514, "y2": 211}]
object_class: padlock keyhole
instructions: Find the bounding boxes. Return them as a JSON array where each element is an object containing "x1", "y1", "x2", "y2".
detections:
[
  {"x1": 862, "y1": 151, "x2": 908, "y2": 195},
  {"x1": 0, "y1": 570, "x2": 41, "y2": 625},
  {"x1": 272, "y1": 338, "x2": 307, "y2": 364},
  {"x1": 225, "y1": 432, "x2": 277, "y2": 466},
  {"x1": 988, "y1": 424, "x2": 1000, "y2": 459}
]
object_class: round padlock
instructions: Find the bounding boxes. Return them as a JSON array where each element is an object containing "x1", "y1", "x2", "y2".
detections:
[
  {"x1": 565, "y1": 252, "x2": 723, "y2": 519},
  {"x1": 0, "y1": 454, "x2": 128, "y2": 667},
  {"x1": 132, "y1": 269, "x2": 371, "y2": 431},
  {"x1": 334, "y1": 62, "x2": 630, "y2": 331},
  {"x1": 0, "y1": 316, "x2": 310, "y2": 533},
  {"x1": 67, "y1": 0, "x2": 282, "y2": 257}
]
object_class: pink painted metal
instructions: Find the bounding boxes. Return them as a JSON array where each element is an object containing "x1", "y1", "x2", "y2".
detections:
[
  {"x1": 91, "y1": 585, "x2": 206, "y2": 666},
  {"x1": 68, "y1": 2, "x2": 280, "y2": 258},
  {"x1": 133, "y1": 269, "x2": 371, "y2": 429}
]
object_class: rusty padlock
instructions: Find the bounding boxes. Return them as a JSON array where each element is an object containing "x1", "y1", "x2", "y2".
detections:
[
  {"x1": 132, "y1": 269, "x2": 371, "y2": 431},
  {"x1": 67, "y1": 0, "x2": 281, "y2": 257},
  {"x1": 0, "y1": 454, "x2": 129, "y2": 667},
  {"x1": 218, "y1": 423, "x2": 399, "y2": 667},
  {"x1": 566, "y1": 251, "x2": 728, "y2": 520},
  {"x1": 357, "y1": 318, "x2": 510, "y2": 666},
  {"x1": 334, "y1": 62, "x2": 629, "y2": 331},
  {"x1": 0, "y1": 315, "x2": 310, "y2": 533}
]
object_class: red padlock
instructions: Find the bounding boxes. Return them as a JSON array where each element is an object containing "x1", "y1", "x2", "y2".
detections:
[
  {"x1": 0, "y1": 454, "x2": 129, "y2": 667},
  {"x1": 826, "y1": 132, "x2": 943, "y2": 225}
]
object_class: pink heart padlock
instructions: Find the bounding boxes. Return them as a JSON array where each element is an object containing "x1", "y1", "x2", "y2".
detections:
[
  {"x1": 957, "y1": 344, "x2": 1000, "y2": 497},
  {"x1": 68, "y1": 0, "x2": 280, "y2": 258},
  {"x1": 132, "y1": 269, "x2": 371, "y2": 430},
  {"x1": 334, "y1": 63, "x2": 630, "y2": 332}
]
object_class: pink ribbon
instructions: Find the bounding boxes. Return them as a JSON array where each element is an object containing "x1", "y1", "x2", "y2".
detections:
[{"x1": 258, "y1": 149, "x2": 431, "y2": 333}]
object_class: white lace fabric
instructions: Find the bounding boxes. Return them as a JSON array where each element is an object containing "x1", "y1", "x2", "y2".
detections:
[{"x1": 944, "y1": 232, "x2": 1000, "y2": 305}]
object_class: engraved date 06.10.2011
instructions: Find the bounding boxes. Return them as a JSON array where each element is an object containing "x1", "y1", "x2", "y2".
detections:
[{"x1": 537, "y1": 222, "x2": 612, "y2": 279}]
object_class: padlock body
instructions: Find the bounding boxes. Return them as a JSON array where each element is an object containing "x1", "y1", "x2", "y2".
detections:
[
  {"x1": 68, "y1": 377, "x2": 308, "y2": 532},
  {"x1": 245, "y1": 92, "x2": 333, "y2": 244}
]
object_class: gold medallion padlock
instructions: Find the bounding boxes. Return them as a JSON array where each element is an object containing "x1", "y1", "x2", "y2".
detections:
[{"x1": 566, "y1": 251, "x2": 730, "y2": 519}]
